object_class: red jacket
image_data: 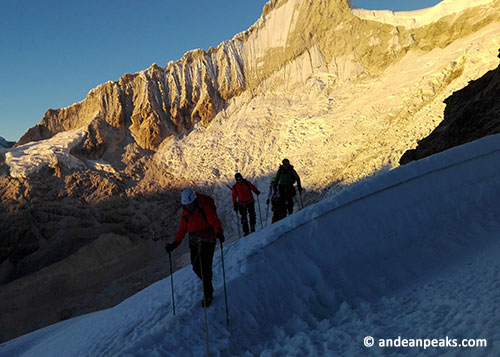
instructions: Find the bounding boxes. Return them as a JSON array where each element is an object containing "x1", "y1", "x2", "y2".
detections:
[
  {"x1": 196, "y1": 192, "x2": 217, "y2": 212},
  {"x1": 174, "y1": 202, "x2": 223, "y2": 244},
  {"x1": 232, "y1": 180, "x2": 258, "y2": 205}
]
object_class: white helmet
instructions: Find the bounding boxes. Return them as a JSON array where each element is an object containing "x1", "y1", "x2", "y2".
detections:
[{"x1": 181, "y1": 188, "x2": 196, "y2": 205}]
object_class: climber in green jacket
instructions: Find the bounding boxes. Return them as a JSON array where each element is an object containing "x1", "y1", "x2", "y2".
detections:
[{"x1": 274, "y1": 158, "x2": 302, "y2": 216}]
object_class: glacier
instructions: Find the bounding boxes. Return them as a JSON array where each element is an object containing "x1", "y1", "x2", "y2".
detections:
[{"x1": 1, "y1": 133, "x2": 500, "y2": 355}]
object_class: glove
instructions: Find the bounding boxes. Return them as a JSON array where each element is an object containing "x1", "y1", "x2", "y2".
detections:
[
  {"x1": 255, "y1": 190, "x2": 261, "y2": 196},
  {"x1": 233, "y1": 202, "x2": 239, "y2": 212},
  {"x1": 216, "y1": 232, "x2": 225, "y2": 243},
  {"x1": 165, "y1": 242, "x2": 180, "y2": 253},
  {"x1": 266, "y1": 199, "x2": 270, "y2": 205},
  {"x1": 297, "y1": 186, "x2": 303, "y2": 192}
]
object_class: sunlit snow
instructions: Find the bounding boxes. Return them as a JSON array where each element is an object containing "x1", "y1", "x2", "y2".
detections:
[
  {"x1": 2, "y1": 129, "x2": 116, "y2": 178},
  {"x1": 351, "y1": 0, "x2": 495, "y2": 28}
]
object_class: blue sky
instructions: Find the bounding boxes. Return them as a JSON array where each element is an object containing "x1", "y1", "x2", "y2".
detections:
[{"x1": 0, "y1": 0, "x2": 441, "y2": 142}]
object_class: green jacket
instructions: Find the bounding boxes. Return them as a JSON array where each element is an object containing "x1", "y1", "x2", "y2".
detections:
[{"x1": 275, "y1": 164, "x2": 301, "y2": 187}]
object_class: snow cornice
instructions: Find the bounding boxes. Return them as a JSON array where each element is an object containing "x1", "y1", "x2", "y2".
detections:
[{"x1": 351, "y1": 0, "x2": 496, "y2": 28}]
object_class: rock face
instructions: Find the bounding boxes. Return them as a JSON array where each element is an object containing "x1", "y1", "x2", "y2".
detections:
[
  {"x1": 0, "y1": 136, "x2": 14, "y2": 149},
  {"x1": 400, "y1": 50, "x2": 500, "y2": 164},
  {"x1": 0, "y1": 168, "x2": 181, "y2": 342},
  {"x1": 2, "y1": 0, "x2": 500, "y2": 342},
  {"x1": 18, "y1": 0, "x2": 499, "y2": 155},
  {"x1": 0, "y1": 232, "x2": 163, "y2": 342}
]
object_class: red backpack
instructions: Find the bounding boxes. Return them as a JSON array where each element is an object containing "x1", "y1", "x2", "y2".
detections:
[{"x1": 196, "y1": 192, "x2": 217, "y2": 214}]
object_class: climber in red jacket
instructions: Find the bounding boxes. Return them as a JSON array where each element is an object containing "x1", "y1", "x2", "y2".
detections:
[
  {"x1": 165, "y1": 188, "x2": 224, "y2": 307},
  {"x1": 232, "y1": 173, "x2": 260, "y2": 236}
]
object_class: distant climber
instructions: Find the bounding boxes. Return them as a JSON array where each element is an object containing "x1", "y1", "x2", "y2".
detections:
[
  {"x1": 232, "y1": 173, "x2": 261, "y2": 236},
  {"x1": 266, "y1": 176, "x2": 285, "y2": 223},
  {"x1": 274, "y1": 159, "x2": 302, "y2": 216},
  {"x1": 165, "y1": 188, "x2": 224, "y2": 307}
]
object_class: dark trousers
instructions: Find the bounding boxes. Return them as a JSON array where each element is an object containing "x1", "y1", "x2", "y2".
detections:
[
  {"x1": 189, "y1": 241, "x2": 216, "y2": 297},
  {"x1": 271, "y1": 198, "x2": 286, "y2": 223},
  {"x1": 278, "y1": 185, "x2": 295, "y2": 215},
  {"x1": 238, "y1": 202, "x2": 256, "y2": 234}
]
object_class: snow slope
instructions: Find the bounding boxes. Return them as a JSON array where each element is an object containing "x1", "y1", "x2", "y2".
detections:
[
  {"x1": 351, "y1": 0, "x2": 496, "y2": 28},
  {"x1": 152, "y1": 19, "x2": 500, "y2": 198},
  {"x1": 2, "y1": 129, "x2": 116, "y2": 178},
  {"x1": 2, "y1": 134, "x2": 500, "y2": 355}
]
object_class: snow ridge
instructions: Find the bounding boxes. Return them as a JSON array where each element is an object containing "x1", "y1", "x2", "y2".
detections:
[
  {"x1": 351, "y1": 0, "x2": 496, "y2": 28},
  {"x1": 3, "y1": 134, "x2": 500, "y2": 355}
]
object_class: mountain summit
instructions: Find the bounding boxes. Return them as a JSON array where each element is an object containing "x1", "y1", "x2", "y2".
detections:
[{"x1": 17, "y1": 0, "x2": 499, "y2": 152}]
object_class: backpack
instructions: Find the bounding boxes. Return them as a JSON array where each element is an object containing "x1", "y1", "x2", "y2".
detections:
[
  {"x1": 183, "y1": 193, "x2": 217, "y2": 224},
  {"x1": 232, "y1": 180, "x2": 252, "y2": 197},
  {"x1": 277, "y1": 166, "x2": 297, "y2": 186},
  {"x1": 196, "y1": 192, "x2": 217, "y2": 213}
]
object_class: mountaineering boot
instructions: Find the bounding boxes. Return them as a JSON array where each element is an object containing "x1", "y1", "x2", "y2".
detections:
[{"x1": 250, "y1": 226, "x2": 255, "y2": 233}]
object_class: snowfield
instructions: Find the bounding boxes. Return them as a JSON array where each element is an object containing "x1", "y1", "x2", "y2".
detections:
[
  {"x1": 352, "y1": 0, "x2": 495, "y2": 28},
  {"x1": 2, "y1": 129, "x2": 117, "y2": 178},
  {"x1": 2, "y1": 134, "x2": 500, "y2": 356},
  {"x1": 3, "y1": 129, "x2": 87, "y2": 178}
]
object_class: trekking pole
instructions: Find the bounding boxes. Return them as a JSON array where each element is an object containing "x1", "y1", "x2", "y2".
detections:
[
  {"x1": 256, "y1": 196, "x2": 264, "y2": 230},
  {"x1": 293, "y1": 195, "x2": 299, "y2": 211},
  {"x1": 299, "y1": 190, "x2": 304, "y2": 209},
  {"x1": 227, "y1": 184, "x2": 241, "y2": 238},
  {"x1": 220, "y1": 241, "x2": 230, "y2": 326},
  {"x1": 234, "y1": 209, "x2": 241, "y2": 238},
  {"x1": 265, "y1": 202, "x2": 270, "y2": 226},
  {"x1": 198, "y1": 245, "x2": 210, "y2": 357},
  {"x1": 168, "y1": 251, "x2": 176, "y2": 315}
]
